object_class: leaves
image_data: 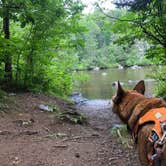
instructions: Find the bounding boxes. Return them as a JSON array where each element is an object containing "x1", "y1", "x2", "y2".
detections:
[
  {"x1": 0, "y1": 0, "x2": 85, "y2": 96},
  {"x1": 75, "y1": 10, "x2": 150, "y2": 68}
]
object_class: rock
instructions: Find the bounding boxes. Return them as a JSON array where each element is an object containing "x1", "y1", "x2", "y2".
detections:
[
  {"x1": 75, "y1": 153, "x2": 80, "y2": 158},
  {"x1": 102, "y1": 72, "x2": 107, "y2": 76},
  {"x1": 112, "y1": 124, "x2": 125, "y2": 129},
  {"x1": 128, "y1": 80, "x2": 133, "y2": 84},
  {"x1": 131, "y1": 65, "x2": 141, "y2": 70},
  {"x1": 128, "y1": 80, "x2": 139, "y2": 84},
  {"x1": 13, "y1": 119, "x2": 35, "y2": 127},
  {"x1": 112, "y1": 81, "x2": 124, "y2": 87},
  {"x1": 71, "y1": 92, "x2": 81, "y2": 97},
  {"x1": 8, "y1": 93, "x2": 16, "y2": 96},
  {"x1": 93, "y1": 67, "x2": 100, "y2": 71},
  {"x1": 118, "y1": 65, "x2": 124, "y2": 69},
  {"x1": 112, "y1": 82, "x2": 117, "y2": 87},
  {"x1": 12, "y1": 156, "x2": 20, "y2": 165},
  {"x1": 70, "y1": 92, "x2": 87, "y2": 105},
  {"x1": 38, "y1": 104, "x2": 53, "y2": 112}
]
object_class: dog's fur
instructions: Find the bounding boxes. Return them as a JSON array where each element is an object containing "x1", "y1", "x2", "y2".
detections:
[{"x1": 112, "y1": 80, "x2": 166, "y2": 166}]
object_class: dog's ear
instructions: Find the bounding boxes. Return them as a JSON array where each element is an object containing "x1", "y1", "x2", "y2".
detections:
[
  {"x1": 117, "y1": 81, "x2": 125, "y2": 96},
  {"x1": 133, "y1": 80, "x2": 145, "y2": 94},
  {"x1": 113, "y1": 81, "x2": 125, "y2": 103}
]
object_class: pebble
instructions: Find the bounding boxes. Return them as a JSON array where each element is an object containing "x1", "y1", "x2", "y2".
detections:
[{"x1": 75, "y1": 153, "x2": 80, "y2": 158}]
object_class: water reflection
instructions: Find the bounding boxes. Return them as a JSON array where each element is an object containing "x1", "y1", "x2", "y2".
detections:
[{"x1": 74, "y1": 67, "x2": 157, "y2": 99}]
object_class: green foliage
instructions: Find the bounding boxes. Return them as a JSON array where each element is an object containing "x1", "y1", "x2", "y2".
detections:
[
  {"x1": 0, "y1": 89, "x2": 6, "y2": 99},
  {"x1": 150, "y1": 66, "x2": 166, "y2": 97},
  {"x1": 72, "y1": 71, "x2": 90, "y2": 92},
  {"x1": 113, "y1": 0, "x2": 166, "y2": 61},
  {"x1": 75, "y1": 10, "x2": 151, "y2": 68},
  {"x1": 39, "y1": 102, "x2": 87, "y2": 124},
  {"x1": 41, "y1": 53, "x2": 77, "y2": 96},
  {"x1": 56, "y1": 110, "x2": 87, "y2": 124},
  {"x1": 156, "y1": 81, "x2": 166, "y2": 98},
  {"x1": 145, "y1": 46, "x2": 166, "y2": 64},
  {"x1": 0, "y1": 0, "x2": 85, "y2": 96},
  {"x1": 112, "y1": 0, "x2": 166, "y2": 95},
  {"x1": 109, "y1": 125, "x2": 133, "y2": 146},
  {"x1": 0, "y1": 0, "x2": 164, "y2": 96}
]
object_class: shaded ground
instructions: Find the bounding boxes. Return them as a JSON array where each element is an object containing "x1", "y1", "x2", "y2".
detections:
[{"x1": 0, "y1": 93, "x2": 140, "y2": 166}]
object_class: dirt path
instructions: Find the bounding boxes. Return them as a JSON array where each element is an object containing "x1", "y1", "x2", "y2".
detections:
[
  {"x1": 0, "y1": 93, "x2": 140, "y2": 166},
  {"x1": 76, "y1": 99, "x2": 121, "y2": 129}
]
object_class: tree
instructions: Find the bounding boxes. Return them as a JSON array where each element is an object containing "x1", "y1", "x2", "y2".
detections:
[
  {"x1": 110, "y1": 0, "x2": 166, "y2": 96},
  {"x1": 1, "y1": 0, "x2": 18, "y2": 83},
  {"x1": 75, "y1": 9, "x2": 151, "y2": 69},
  {"x1": 0, "y1": 0, "x2": 85, "y2": 96},
  {"x1": 113, "y1": 0, "x2": 166, "y2": 63},
  {"x1": 0, "y1": 0, "x2": 36, "y2": 84}
]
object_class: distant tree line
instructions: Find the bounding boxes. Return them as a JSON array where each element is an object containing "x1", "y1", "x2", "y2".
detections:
[{"x1": 75, "y1": 9, "x2": 151, "y2": 70}]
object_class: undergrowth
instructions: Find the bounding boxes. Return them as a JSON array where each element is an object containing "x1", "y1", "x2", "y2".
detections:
[
  {"x1": 109, "y1": 125, "x2": 134, "y2": 148},
  {"x1": 42, "y1": 103, "x2": 87, "y2": 125}
]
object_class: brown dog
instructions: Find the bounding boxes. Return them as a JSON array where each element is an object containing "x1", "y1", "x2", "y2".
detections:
[{"x1": 112, "y1": 80, "x2": 166, "y2": 166}]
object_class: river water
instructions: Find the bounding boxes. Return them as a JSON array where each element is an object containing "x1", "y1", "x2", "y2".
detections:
[{"x1": 74, "y1": 66, "x2": 156, "y2": 99}]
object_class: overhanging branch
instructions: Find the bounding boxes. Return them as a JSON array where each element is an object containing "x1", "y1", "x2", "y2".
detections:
[
  {"x1": 96, "y1": 3, "x2": 140, "y2": 24},
  {"x1": 0, "y1": 4, "x2": 24, "y2": 10},
  {"x1": 140, "y1": 23, "x2": 164, "y2": 46}
]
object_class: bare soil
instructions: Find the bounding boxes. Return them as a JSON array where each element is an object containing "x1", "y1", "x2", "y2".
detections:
[{"x1": 0, "y1": 93, "x2": 140, "y2": 166}]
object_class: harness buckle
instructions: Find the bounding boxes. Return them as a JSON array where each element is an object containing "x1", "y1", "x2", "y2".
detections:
[
  {"x1": 148, "y1": 122, "x2": 166, "y2": 162},
  {"x1": 148, "y1": 130, "x2": 159, "y2": 144},
  {"x1": 156, "y1": 122, "x2": 166, "y2": 146},
  {"x1": 150, "y1": 144, "x2": 163, "y2": 161}
]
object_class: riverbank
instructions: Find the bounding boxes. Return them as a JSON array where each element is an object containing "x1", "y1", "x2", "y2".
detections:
[
  {"x1": 0, "y1": 92, "x2": 140, "y2": 166},
  {"x1": 75, "y1": 64, "x2": 157, "y2": 72}
]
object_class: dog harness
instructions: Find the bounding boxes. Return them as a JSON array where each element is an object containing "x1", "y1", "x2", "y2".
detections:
[{"x1": 133, "y1": 107, "x2": 166, "y2": 166}]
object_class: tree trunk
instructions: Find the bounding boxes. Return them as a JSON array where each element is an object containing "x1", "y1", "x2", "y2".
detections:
[
  {"x1": 3, "y1": 7, "x2": 12, "y2": 84},
  {"x1": 24, "y1": 49, "x2": 34, "y2": 87}
]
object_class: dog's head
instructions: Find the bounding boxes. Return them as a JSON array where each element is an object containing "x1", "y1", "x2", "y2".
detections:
[{"x1": 112, "y1": 80, "x2": 145, "y2": 122}]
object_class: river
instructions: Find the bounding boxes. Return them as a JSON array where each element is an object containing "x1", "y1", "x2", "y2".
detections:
[
  {"x1": 72, "y1": 66, "x2": 157, "y2": 129},
  {"x1": 74, "y1": 66, "x2": 157, "y2": 99}
]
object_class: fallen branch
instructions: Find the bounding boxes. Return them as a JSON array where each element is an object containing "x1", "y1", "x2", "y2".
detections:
[
  {"x1": 0, "y1": 130, "x2": 12, "y2": 135},
  {"x1": 18, "y1": 131, "x2": 38, "y2": 136},
  {"x1": 60, "y1": 135, "x2": 100, "y2": 143},
  {"x1": 53, "y1": 145, "x2": 68, "y2": 148},
  {"x1": 117, "y1": 129, "x2": 123, "y2": 140},
  {"x1": 126, "y1": 142, "x2": 133, "y2": 149}
]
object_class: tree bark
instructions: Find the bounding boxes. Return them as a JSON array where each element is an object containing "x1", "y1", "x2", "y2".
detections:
[
  {"x1": 24, "y1": 49, "x2": 34, "y2": 87},
  {"x1": 3, "y1": 7, "x2": 12, "y2": 84}
]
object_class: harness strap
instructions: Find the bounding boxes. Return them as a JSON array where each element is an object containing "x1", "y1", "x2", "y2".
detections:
[
  {"x1": 133, "y1": 108, "x2": 166, "y2": 139},
  {"x1": 132, "y1": 107, "x2": 166, "y2": 166}
]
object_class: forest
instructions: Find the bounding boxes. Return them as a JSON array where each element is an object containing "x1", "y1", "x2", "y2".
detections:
[
  {"x1": 0, "y1": 0, "x2": 165, "y2": 96},
  {"x1": 0, "y1": 0, "x2": 166, "y2": 165}
]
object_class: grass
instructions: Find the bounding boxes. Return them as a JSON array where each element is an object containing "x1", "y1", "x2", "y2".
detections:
[{"x1": 109, "y1": 125, "x2": 134, "y2": 148}]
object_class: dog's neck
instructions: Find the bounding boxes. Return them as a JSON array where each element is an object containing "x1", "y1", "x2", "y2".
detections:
[{"x1": 117, "y1": 92, "x2": 146, "y2": 124}]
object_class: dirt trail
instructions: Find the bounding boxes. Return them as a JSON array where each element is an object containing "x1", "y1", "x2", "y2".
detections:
[
  {"x1": 0, "y1": 93, "x2": 140, "y2": 166},
  {"x1": 76, "y1": 99, "x2": 121, "y2": 130}
]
